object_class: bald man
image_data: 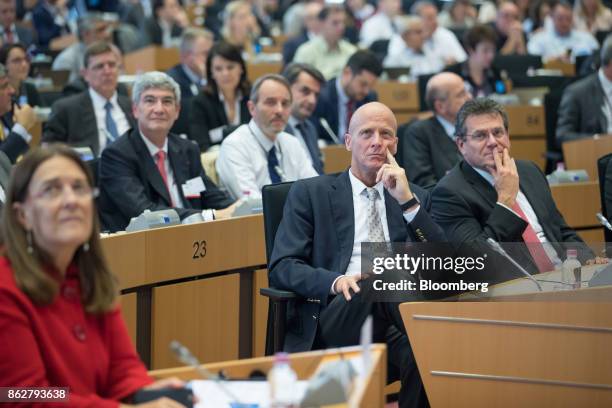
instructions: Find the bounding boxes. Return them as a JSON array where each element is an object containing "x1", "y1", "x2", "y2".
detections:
[
  {"x1": 270, "y1": 102, "x2": 445, "y2": 408},
  {"x1": 400, "y1": 72, "x2": 471, "y2": 188}
]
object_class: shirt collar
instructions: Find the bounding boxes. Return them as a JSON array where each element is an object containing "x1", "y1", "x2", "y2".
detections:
[
  {"x1": 336, "y1": 77, "x2": 349, "y2": 105},
  {"x1": 248, "y1": 119, "x2": 276, "y2": 152},
  {"x1": 181, "y1": 63, "x2": 202, "y2": 84},
  {"x1": 139, "y1": 130, "x2": 169, "y2": 157},
  {"x1": 218, "y1": 90, "x2": 242, "y2": 103},
  {"x1": 599, "y1": 68, "x2": 612, "y2": 96},
  {"x1": 348, "y1": 167, "x2": 385, "y2": 200},
  {"x1": 88, "y1": 87, "x2": 118, "y2": 110},
  {"x1": 435, "y1": 115, "x2": 456, "y2": 139},
  {"x1": 0, "y1": 24, "x2": 15, "y2": 34},
  {"x1": 288, "y1": 115, "x2": 301, "y2": 129},
  {"x1": 470, "y1": 164, "x2": 495, "y2": 186}
]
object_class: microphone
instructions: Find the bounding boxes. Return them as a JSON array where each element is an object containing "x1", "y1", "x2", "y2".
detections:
[
  {"x1": 485, "y1": 238, "x2": 543, "y2": 291},
  {"x1": 596, "y1": 213, "x2": 612, "y2": 231},
  {"x1": 170, "y1": 340, "x2": 242, "y2": 404},
  {"x1": 319, "y1": 118, "x2": 341, "y2": 144}
]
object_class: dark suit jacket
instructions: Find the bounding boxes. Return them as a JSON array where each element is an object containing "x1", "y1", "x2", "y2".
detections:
[
  {"x1": 282, "y1": 32, "x2": 308, "y2": 65},
  {"x1": 269, "y1": 171, "x2": 445, "y2": 352},
  {"x1": 98, "y1": 128, "x2": 233, "y2": 232},
  {"x1": 32, "y1": 2, "x2": 70, "y2": 48},
  {"x1": 312, "y1": 78, "x2": 378, "y2": 143},
  {"x1": 0, "y1": 114, "x2": 29, "y2": 163},
  {"x1": 189, "y1": 90, "x2": 250, "y2": 151},
  {"x1": 167, "y1": 64, "x2": 200, "y2": 136},
  {"x1": 431, "y1": 160, "x2": 589, "y2": 276},
  {"x1": 556, "y1": 73, "x2": 606, "y2": 147},
  {"x1": 285, "y1": 120, "x2": 324, "y2": 174},
  {"x1": 43, "y1": 91, "x2": 135, "y2": 157},
  {"x1": 401, "y1": 116, "x2": 462, "y2": 188},
  {"x1": 15, "y1": 25, "x2": 35, "y2": 48},
  {"x1": 141, "y1": 17, "x2": 183, "y2": 47},
  {"x1": 0, "y1": 150, "x2": 11, "y2": 210},
  {"x1": 18, "y1": 82, "x2": 41, "y2": 107}
]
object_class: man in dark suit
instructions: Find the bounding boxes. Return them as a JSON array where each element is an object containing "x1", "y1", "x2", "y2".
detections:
[
  {"x1": 282, "y1": 63, "x2": 325, "y2": 174},
  {"x1": 431, "y1": 98, "x2": 603, "y2": 278},
  {"x1": 0, "y1": 0, "x2": 35, "y2": 48},
  {"x1": 141, "y1": 0, "x2": 185, "y2": 47},
  {"x1": 311, "y1": 50, "x2": 382, "y2": 144},
  {"x1": 166, "y1": 28, "x2": 213, "y2": 137},
  {"x1": 270, "y1": 102, "x2": 445, "y2": 408},
  {"x1": 557, "y1": 35, "x2": 612, "y2": 147},
  {"x1": 282, "y1": 1, "x2": 322, "y2": 65},
  {"x1": 400, "y1": 72, "x2": 471, "y2": 188},
  {"x1": 0, "y1": 62, "x2": 36, "y2": 163},
  {"x1": 43, "y1": 41, "x2": 135, "y2": 158},
  {"x1": 98, "y1": 71, "x2": 237, "y2": 232}
]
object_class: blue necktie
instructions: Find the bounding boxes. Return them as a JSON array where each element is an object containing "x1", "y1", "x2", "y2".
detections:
[
  {"x1": 105, "y1": 101, "x2": 119, "y2": 143},
  {"x1": 267, "y1": 146, "x2": 281, "y2": 183}
]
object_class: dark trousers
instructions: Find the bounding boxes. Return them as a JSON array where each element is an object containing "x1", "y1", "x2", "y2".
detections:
[{"x1": 315, "y1": 293, "x2": 430, "y2": 408}]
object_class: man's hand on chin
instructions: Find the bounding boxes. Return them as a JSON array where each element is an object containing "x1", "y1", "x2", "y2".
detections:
[
  {"x1": 376, "y1": 150, "x2": 417, "y2": 210},
  {"x1": 491, "y1": 148, "x2": 519, "y2": 208}
]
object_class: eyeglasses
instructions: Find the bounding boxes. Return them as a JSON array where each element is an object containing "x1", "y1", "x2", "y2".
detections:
[
  {"x1": 464, "y1": 127, "x2": 507, "y2": 142},
  {"x1": 31, "y1": 181, "x2": 99, "y2": 202}
]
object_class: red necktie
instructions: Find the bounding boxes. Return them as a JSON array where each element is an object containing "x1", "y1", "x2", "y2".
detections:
[
  {"x1": 4, "y1": 28, "x2": 13, "y2": 44},
  {"x1": 155, "y1": 150, "x2": 174, "y2": 206},
  {"x1": 511, "y1": 201, "x2": 555, "y2": 273}
]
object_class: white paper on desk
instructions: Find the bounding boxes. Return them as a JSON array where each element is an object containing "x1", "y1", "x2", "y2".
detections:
[{"x1": 191, "y1": 380, "x2": 309, "y2": 408}]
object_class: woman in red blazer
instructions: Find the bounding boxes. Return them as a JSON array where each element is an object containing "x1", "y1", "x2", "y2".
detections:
[{"x1": 0, "y1": 145, "x2": 185, "y2": 407}]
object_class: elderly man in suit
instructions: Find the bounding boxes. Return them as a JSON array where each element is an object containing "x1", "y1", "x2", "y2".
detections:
[
  {"x1": 311, "y1": 50, "x2": 382, "y2": 144},
  {"x1": 557, "y1": 34, "x2": 612, "y2": 147},
  {"x1": 0, "y1": 62, "x2": 36, "y2": 163},
  {"x1": 270, "y1": 102, "x2": 445, "y2": 408},
  {"x1": 98, "y1": 71, "x2": 237, "y2": 232},
  {"x1": 400, "y1": 72, "x2": 471, "y2": 188},
  {"x1": 43, "y1": 41, "x2": 135, "y2": 158},
  {"x1": 431, "y1": 98, "x2": 604, "y2": 278}
]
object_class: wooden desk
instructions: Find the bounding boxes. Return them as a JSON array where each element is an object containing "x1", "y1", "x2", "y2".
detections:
[
  {"x1": 507, "y1": 105, "x2": 546, "y2": 170},
  {"x1": 375, "y1": 81, "x2": 419, "y2": 123},
  {"x1": 562, "y1": 134, "x2": 612, "y2": 181},
  {"x1": 550, "y1": 181, "x2": 604, "y2": 243},
  {"x1": 322, "y1": 145, "x2": 350, "y2": 174},
  {"x1": 103, "y1": 215, "x2": 267, "y2": 369},
  {"x1": 124, "y1": 46, "x2": 180, "y2": 74},
  {"x1": 150, "y1": 344, "x2": 387, "y2": 408}
]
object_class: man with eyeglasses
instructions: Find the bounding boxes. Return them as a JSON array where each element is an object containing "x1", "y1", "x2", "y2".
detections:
[
  {"x1": 430, "y1": 97, "x2": 603, "y2": 280},
  {"x1": 43, "y1": 41, "x2": 135, "y2": 158}
]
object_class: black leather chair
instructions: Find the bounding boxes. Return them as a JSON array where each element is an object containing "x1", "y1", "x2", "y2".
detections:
[
  {"x1": 597, "y1": 153, "x2": 612, "y2": 250},
  {"x1": 259, "y1": 182, "x2": 297, "y2": 355}
]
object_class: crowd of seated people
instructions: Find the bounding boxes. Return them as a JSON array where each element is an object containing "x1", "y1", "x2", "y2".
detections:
[{"x1": 0, "y1": 0, "x2": 610, "y2": 407}]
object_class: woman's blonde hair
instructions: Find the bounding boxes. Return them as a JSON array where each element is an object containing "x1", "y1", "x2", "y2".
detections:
[
  {"x1": 221, "y1": 0, "x2": 260, "y2": 46},
  {"x1": 0, "y1": 145, "x2": 118, "y2": 314}
]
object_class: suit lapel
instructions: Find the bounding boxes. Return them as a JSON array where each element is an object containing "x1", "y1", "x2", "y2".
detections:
[
  {"x1": 129, "y1": 130, "x2": 173, "y2": 206},
  {"x1": 384, "y1": 190, "x2": 407, "y2": 242},
  {"x1": 430, "y1": 118, "x2": 462, "y2": 161},
  {"x1": 329, "y1": 171, "x2": 355, "y2": 273},
  {"x1": 460, "y1": 161, "x2": 497, "y2": 208},
  {"x1": 593, "y1": 77, "x2": 607, "y2": 132},
  {"x1": 118, "y1": 95, "x2": 135, "y2": 130},
  {"x1": 82, "y1": 93, "x2": 100, "y2": 155},
  {"x1": 167, "y1": 135, "x2": 189, "y2": 208},
  {"x1": 328, "y1": 81, "x2": 340, "y2": 136}
]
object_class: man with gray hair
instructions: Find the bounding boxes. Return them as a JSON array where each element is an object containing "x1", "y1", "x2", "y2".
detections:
[
  {"x1": 52, "y1": 14, "x2": 112, "y2": 82},
  {"x1": 167, "y1": 27, "x2": 214, "y2": 136},
  {"x1": 0, "y1": 62, "x2": 36, "y2": 163},
  {"x1": 216, "y1": 74, "x2": 318, "y2": 200},
  {"x1": 557, "y1": 34, "x2": 612, "y2": 146},
  {"x1": 98, "y1": 71, "x2": 236, "y2": 232}
]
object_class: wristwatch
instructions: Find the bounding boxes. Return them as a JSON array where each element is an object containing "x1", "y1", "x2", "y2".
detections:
[{"x1": 400, "y1": 195, "x2": 420, "y2": 212}]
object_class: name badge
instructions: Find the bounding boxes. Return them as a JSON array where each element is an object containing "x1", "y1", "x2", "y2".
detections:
[{"x1": 182, "y1": 177, "x2": 206, "y2": 199}]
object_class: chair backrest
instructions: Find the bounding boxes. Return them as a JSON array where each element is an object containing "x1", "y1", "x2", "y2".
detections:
[
  {"x1": 262, "y1": 182, "x2": 295, "y2": 265},
  {"x1": 492, "y1": 54, "x2": 543, "y2": 78}
]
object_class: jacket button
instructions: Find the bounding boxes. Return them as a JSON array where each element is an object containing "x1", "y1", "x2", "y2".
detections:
[{"x1": 312, "y1": 315, "x2": 317, "y2": 320}]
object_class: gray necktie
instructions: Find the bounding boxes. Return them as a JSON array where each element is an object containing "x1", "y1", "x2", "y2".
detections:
[{"x1": 366, "y1": 187, "x2": 385, "y2": 242}]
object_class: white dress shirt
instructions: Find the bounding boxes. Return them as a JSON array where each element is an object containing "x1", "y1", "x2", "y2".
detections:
[
  {"x1": 89, "y1": 88, "x2": 130, "y2": 153},
  {"x1": 359, "y1": 12, "x2": 399, "y2": 48},
  {"x1": 598, "y1": 68, "x2": 612, "y2": 134},
  {"x1": 383, "y1": 34, "x2": 446, "y2": 79},
  {"x1": 472, "y1": 166, "x2": 561, "y2": 266},
  {"x1": 216, "y1": 119, "x2": 318, "y2": 200},
  {"x1": 527, "y1": 29, "x2": 599, "y2": 61},
  {"x1": 425, "y1": 27, "x2": 467, "y2": 64},
  {"x1": 287, "y1": 115, "x2": 314, "y2": 166},
  {"x1": 334, "y1": 169, "x2": 420, "y2": 292}
]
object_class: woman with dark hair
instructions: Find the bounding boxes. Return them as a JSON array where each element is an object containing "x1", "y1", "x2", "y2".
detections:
[
  {"x1": 189, "y1": 42, "x2": 251, "y2": 152},
  {"x1": 0, "y1": 145, "x2": 185, "y2": 407},
  {"x1": 447, "y1": 24, "x2": 505, "y2": 97},
  {"x1": 0, "y1": 43, "x2": 41, "y2": 107}
]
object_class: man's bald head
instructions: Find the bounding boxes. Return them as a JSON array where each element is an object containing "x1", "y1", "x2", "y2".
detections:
[
  {"x1": 425, "y1": 72, "x2": 471, "y2": 122},
  {"x1": 348, "y1": 102, "x2": 397, "y2": 135}
]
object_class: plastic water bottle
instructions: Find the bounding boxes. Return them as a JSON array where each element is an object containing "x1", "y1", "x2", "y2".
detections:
[
  {"x1": 268, "y1": 352, "x2": 298, "y2": 408},
  {"x1": 561, "y1": 249, "x2": 581, "y2": 289}
]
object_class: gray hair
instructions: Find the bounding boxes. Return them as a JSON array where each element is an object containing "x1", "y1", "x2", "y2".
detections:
[
  {"x1": 602, "y1": 34, "x2": 612, "y2": 67},
  {"x1": 425, "y1": 80, "x2": 449, "y2": 112},
  {"x1": 410, "y1": 0, "x2": 437, "y2": 16},
  {"x1": 396, "y1": 15, "x2": 423, "y2": 34},
  {"x1": 77, "y1": 13, "x2": 105, "y2": 41},
  {"x1": 454, "y1": 97, "x2": 509, "y2": 139},
  {"x1": 180, "y1": 27, "x2": 214, "y2": 55},
  {"x1": 249, "y1": 74, "x2": 292, "y2": 104},
  {"x1": 132, "y1": 71, "x2": 181, "y2": 105}
]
